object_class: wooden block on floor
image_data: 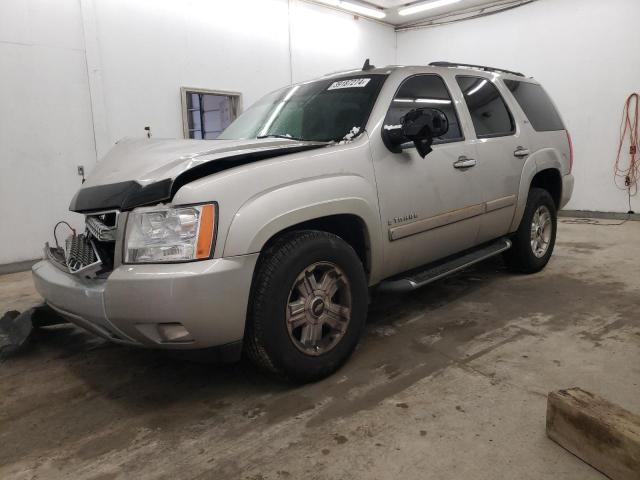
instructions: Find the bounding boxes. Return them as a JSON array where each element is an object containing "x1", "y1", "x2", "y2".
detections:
[{"x1": 546, "y1": 388, "x2": 640, "y2": 480}]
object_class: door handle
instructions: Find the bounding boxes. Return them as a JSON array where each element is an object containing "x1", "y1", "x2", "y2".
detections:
[
  {"x1": 514, "y1": 147, "x2": 531, "y2": 158},
  {"x1": 453, "y1": 156, "x2": 477, "y2": 169}
]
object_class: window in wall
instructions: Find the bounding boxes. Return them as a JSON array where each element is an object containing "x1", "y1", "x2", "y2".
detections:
[
  {"x1": 504, "y1": 80, "x2": 564, "y2": 132},
  {"x1": 456, "y1": 76, "x2": 514, "y2": 138},
  {"x1": 181, "y1": 88, "x2": 241, "y2": 139},
  {"x1": 384, "y1": 74, "x2": 463, "y2": 144}
]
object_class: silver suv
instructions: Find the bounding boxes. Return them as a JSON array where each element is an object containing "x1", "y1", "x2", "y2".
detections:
[{"x1": 33, "y1": 61, "x2": 574, "y2": 381}]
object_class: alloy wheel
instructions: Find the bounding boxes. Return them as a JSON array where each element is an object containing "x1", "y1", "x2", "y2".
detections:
[
  {"x1": 530, "y1": 205, "x2": 552, "y2": 258},
  {"x1": 285, "y1": 261, "x2": 352, "y2": 356}
]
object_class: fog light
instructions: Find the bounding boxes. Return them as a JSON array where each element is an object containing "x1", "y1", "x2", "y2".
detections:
[{"x1": 157, "y1": 323, "x2": 193, "y2": 342}]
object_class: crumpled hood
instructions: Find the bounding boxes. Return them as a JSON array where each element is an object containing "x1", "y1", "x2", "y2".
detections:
[
  {"x1": 70, "y1": 137, "x2": 328, "y2": 212},
  {"x1": 83, "y1": 137, "x2": 324, "y2": 187}
]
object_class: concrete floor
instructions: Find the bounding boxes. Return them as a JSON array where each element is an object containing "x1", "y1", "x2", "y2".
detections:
[{"x1": 1, "y1": 218, "x2": 639, "y2": 480}]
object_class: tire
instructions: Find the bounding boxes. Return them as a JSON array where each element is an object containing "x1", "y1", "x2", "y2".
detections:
[
  {"x1": 244, "y1": 230, "x2": 368, "y2": 383},
  {"x1": 503, "y1": 187, "x2": 557, "y2": 274}
]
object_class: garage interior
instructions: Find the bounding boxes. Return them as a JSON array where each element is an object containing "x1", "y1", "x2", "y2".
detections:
[{"x1": 1, "y1": 0, "x2": 639, "y2": 479}]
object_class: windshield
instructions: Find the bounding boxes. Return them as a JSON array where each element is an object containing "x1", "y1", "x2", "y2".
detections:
[{"x1": 218, "y1": 74, "x2": 387, "y2": 142}]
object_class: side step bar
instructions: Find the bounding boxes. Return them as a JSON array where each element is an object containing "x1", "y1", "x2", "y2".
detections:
[{"x1": 378, "y1": 238, "x2": 512, "y2": 293}]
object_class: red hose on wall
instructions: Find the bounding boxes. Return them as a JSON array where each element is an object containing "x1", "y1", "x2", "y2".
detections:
[{"x1": 615, "y1": 93, "x2": 639, "y2": 205}]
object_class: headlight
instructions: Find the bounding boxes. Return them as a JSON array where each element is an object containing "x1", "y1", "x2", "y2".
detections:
[{"x1": 124, "y1": 203, "x2": 216, "y2": 263}]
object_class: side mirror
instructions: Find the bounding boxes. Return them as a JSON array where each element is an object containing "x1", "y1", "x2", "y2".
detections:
[{"x1": 383, "y1": 108, "x2": 449, "y2": 158}]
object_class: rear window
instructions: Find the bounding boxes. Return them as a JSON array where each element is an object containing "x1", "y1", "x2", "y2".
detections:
[
  {"x1": 456, "y1": 76, "x2": 515, "y2": 139},
  {"x1": 504, "y1": 80, "x2": 564, "y2": 131}
]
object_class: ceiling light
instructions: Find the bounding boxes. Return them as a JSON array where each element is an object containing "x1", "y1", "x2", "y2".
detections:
[
  {"x1": 398, "y1": 0, "x2": 462, "y2": 16},
  {"x1": 467, "y1": 79, "x2": 487, "y2": 95},
  {"x1": 415, "y1": 98, "x2": 451, "y2": 104},
  {"x1": 259, "y1": 86, "x2": 300, "y2": 137},
  {"x1": 339, "y1": 1, "x2": 386, "y2": 19},
  {"x1": 394, "y1": 98, "x2": 451, "y2": 104}
]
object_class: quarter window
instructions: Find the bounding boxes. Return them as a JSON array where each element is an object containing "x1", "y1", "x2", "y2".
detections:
[
  {"x1": 384, "y1": 74, "x2": 463, "y2": 144},
  {"x1": 504, "y1": 80, "x2": 564, "y2": 131},
  {"x1": 456, "y1": 76, "x2": 514, "y2": 138}
]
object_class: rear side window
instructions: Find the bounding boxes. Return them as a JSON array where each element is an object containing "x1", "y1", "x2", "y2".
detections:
[
  {"x1": 385, "y1": 74, "x2": 463, "y2": 144},
  {"x1": 456, "y1": 76, "x2": 515, "y2": 138},
  {"x1": 504, "y1": 80, "x2": 565, "y2": 131}
]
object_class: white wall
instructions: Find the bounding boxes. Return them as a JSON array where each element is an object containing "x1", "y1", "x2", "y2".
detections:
[
  {"x1": 396, "y1": 0, "x2": 640, "y2": 213},
  {"x1": 0, "y1": 0, "x2": 97, "y2": 265},
  {"x1": 289, "y1": 0, "x2": 396, "y2": 81},
  {"x1": 0, "y1": 0, "x2": 395, "y2": 265},
  {"x1": 91, "y1": 0, "x2": 396, "y2": 150},
  {"x1": 92, "y1": 0, "x2": 292, "y2": 148}
]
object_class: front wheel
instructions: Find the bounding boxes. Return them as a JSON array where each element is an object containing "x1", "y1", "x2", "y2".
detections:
[
  {"x1": 244, "y1": 230, "x2": 368, "y2": 382},
  {"x1": 503, "y1": 188, "x2": 557, "y2": 274}
]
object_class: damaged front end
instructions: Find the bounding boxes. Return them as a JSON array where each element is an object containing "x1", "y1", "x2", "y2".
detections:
[{"x1": 45, "y1": 211, "x2": 119, "y2": 279}]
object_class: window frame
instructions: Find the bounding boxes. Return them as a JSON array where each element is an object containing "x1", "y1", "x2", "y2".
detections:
[
  {"x1": 383, "y1": 73, "x2": 466, "y2": 150},
  {"x1": 180, "y1": 87, "x2": 242, "y2": 139},
  {"x1": 455, "y1": 75, "x2": 516, "y2": 140}
]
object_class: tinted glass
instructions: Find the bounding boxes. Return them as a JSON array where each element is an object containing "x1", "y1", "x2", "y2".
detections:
[
  {"x1": 384, "y1": 75, "x2": 463, "y2": 144},
  {"x1": 504, "y1": 80, "x2": 564, "y2": 131},
  {"x1": 456, "y1": 76, "x2": 514, "y2": 138},
  {"x1": 219, "y1": 75, "x2": 386, "y2": 142}
]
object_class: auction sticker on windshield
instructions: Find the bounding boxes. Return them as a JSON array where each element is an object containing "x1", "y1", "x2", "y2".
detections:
[{"x1": 328, "y1": 78, "x2": 371, "y2": 90}]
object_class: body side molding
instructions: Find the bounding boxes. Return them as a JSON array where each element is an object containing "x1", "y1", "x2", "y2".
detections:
[
  {"x1": 485, "y1": 194, "x2": 517, "y2": 213},
  {"x1": 388, "y1": 194, "x2": 517, "y2": 242},
  {"x1": 389, "y1": 203, "x2": 484, "y2": 241}
]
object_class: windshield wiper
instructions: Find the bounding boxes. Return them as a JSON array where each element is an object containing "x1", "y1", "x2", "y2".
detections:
[
  {"x1": 257, "y1": 134, "x2": 336, "y2": 145},
  {"x1": 257, "y1": 134, "x2": 307, "y2": 141}
]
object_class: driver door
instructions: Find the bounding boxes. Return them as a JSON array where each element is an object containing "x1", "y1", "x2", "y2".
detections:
[{"x1": 370, "y1": 74, "x2": 484, "y2": 278}]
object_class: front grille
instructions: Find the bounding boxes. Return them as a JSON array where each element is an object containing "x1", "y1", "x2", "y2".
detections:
[
  {"x1": 85, "y1": 211, "x2": 118, "y2": 274},
  {"x1": 64, "y1": 234, "x2": 102, "y2": 275},
  {"x1": 65, "y1": 234, "x2": 97, "y2": 270},
  {"x1": 86, "y1": 216, "x2": 117, "y2": 241},
  {"x1": 45, "y1": 211, "x2": 119, "y2": 278}
]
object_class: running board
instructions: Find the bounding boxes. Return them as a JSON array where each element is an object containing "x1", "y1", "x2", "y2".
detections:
[{"x1": 378, "y1": 238, "x2": 512, "y2": 293}]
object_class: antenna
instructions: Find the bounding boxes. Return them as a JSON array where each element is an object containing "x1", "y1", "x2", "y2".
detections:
[{"x1": 362, "y1": 58, "x2": 375, "y2": 71}]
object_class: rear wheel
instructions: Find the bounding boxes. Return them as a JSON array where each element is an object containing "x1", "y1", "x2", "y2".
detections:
[
  {"x1": 245, "y1": 230, "x2": 368, "y2": 382},
  {"x1": 504, "y1": 187, "x2": 557, "y2": 273}
]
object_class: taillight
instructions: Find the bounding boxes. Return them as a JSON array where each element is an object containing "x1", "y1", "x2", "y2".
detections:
[{"x1": 566, "y1": 130, "x2": 574, "y2": 173}]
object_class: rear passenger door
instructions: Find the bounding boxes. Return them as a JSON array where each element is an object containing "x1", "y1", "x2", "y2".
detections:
[
  {"x1": 455, "y1": 75, "x2": 529, "y2": 242},
  {"x1": 503, "y1": 79, "x2": 570, "y2": 167}
]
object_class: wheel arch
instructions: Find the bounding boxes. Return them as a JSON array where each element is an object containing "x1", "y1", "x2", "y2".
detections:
[
  {"x1": 223, "y1": 175, "x2": 382, "y2": 284},
  {"x1": 510, "y1": 148, "x2": 564, "y2": 231},
  {"x1": 261, "y1": 214, "x2": 372, "y2": 278},
  {"x1": 530, "y1": 168, "x2": 562, "y2": 209}
]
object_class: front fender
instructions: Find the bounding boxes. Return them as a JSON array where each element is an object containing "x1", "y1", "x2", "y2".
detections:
[
  {"x1": 510, "y1": 148, "x2": 564, "y2": 231},
  {"x1": 223, "y1": 174, "x2": 382, "y2": 282}
]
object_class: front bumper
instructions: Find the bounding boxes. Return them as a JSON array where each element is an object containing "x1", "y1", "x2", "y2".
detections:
[{"x1": 32, "y1": 253, "x2": 259, "y2": 349}]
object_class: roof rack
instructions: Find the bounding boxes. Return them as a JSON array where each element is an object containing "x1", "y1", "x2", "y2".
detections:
[{"x1": 429, "y1": 61, "x2": 525, "y2": 77}]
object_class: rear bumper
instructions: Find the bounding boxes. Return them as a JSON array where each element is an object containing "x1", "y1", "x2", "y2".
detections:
[
  {"x1": 560, "y1": 173, "x2": 574, "y2": 210},
  {"x1": 32, "y1": 253, "x2": 258, "y2": 350}
]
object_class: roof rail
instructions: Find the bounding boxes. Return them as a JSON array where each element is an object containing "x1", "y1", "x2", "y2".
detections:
[{"x1": 429, "y1": 61, "x2": 525, "y2": 77}]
